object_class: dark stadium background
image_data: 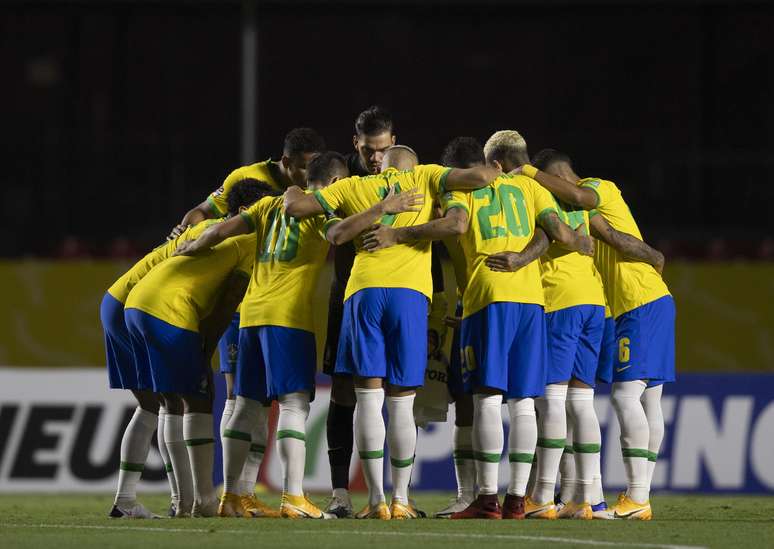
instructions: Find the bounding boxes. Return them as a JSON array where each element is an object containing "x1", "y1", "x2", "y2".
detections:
[{"x1": 3, "y1": 0, "x2": 773, "y2": 258}]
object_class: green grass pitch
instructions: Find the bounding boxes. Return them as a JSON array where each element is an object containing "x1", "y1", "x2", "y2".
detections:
[{"x1": 1, "y1": 493, "x2": 772, "y2": 549}]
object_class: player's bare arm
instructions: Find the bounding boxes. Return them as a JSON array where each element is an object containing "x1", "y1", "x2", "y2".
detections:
[
  {"x1": 444, "y1": 166, "x2": 502, "y2": 191},
  {"x1": 283, "y1": 185, "x2": 324, "y2": 218},
  {"x1": 484, "y1": 227, "x2": 550, "y2": 272},
  {"x1": 361, "y1": 206, "x2": 469, "y2": 252},
  {"x1": 539, "y1": 211, "x2": 594, "y2": 256},
  {"x1": 168, "y1": 200, "x2": 213, "y2": 240},
  {"x1": 520, "y1": 164, "x2": 598, "y2": 210},
  {"x1": 199, "y1": 271, "x2": 250, "y2": 361},
  {"x1": 326, "y1": 185, "x2": 423, "y2": 246},
  {"x1": 172, "y1": 215, "x2": 250, "y2": 257},
  {"x1": 590, "y1": 213, "x2": 665, "y2": 273}
]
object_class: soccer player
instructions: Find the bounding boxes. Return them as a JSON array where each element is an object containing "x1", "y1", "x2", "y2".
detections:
[
  {"x1": 523, "y1": 150, "x2": 671, "y2": 520},
  {"x1": 285, "y1": 145, "x2": 501, "y2": 519},
  {"x1": 124, "y1": 182, "x2": 275, "y2": 517}
]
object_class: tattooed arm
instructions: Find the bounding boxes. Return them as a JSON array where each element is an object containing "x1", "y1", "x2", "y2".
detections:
[
  {"x1": 484, "y1": 228, "x2": 550, "y2": 272},
  {"x1": 538, "y1": 211, "x2": 595, "y2": 256},
  {"x1": 590, "y1": 213, "x2": 664, "y2": 273}
]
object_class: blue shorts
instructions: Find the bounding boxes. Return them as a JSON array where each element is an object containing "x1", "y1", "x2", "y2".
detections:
[
  {"x1": 218, "y1": 313, "x2": 240, "y2": 374},
  {"x1": 235, "y1": 325, "x2": 317, "y2": 401},
  {"x1": 101, "y1": 293, "x2": 142, "y2": 390},
  {"x1": 124, "y1": 308, "x2": 210, "y2": 396},
  {"x1": 447, "y1": 302, "x2": 465, "y2": 398},
  {"x1": 596, "y1": 316, "x2": 616, "y2": 384},
  {"x1": 335, "y1": 287, "x2": 428, "y2": 388},
  {"x1": 614, "y1": 295, "x2": 676, "y2": 384},
  {"x1": 545, "y1": 305, "x2": 605, "y2": 387},
  {"x1": 460, "y1": 302, "x2": 547, "y2": 399}
]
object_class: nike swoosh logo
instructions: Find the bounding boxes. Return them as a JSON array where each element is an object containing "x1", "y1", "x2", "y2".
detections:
[
  {"x1": 616, "y1": 365, "x2": 632, "y2": 373},
  {"x1": 614, "y1": 508, "x2": 646, "y2": 518}
]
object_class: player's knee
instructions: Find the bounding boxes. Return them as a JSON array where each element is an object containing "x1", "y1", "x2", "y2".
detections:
[
  {"x1": 279, "y1": 392, "x2": 310, "y2": 420},
  {"x1": 507, "y1": 397, "x2": 536, "y2": 418}
]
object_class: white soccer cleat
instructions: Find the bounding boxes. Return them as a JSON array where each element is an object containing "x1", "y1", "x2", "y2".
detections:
[
  {"x1": 109, "y1": 501, "x2": 160, "y2": 519},
  {"x1": 324, "y1": 491, "x2": 353, "y2": 518},
  {"x1": 191, "y1": 497, "x2": 220, "y2": 518},
  {"x1": 434, "y1": 497, "x2": 474, "y2": 518}
]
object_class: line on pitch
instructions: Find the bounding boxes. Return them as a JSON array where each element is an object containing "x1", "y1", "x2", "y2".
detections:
[{"x1": 0, "y1": 523, "x2": 708, "y2": 549}]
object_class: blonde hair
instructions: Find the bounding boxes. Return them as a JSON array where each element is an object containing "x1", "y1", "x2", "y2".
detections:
[{"x1": 483, "y1": 130, "x2": 528, "y2": 165}]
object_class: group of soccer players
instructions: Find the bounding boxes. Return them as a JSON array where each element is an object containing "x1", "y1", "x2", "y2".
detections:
[{"x1": 101, "y1": 105, "x2": 675, "y2": 522}]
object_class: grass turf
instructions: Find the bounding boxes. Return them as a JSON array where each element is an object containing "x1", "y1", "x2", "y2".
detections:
[{"x1": 1, "y1": 493, "x2": 772, "y2": 549}]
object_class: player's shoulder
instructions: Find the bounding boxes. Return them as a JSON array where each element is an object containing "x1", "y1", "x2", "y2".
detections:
[
  {"x1": 580, "y1": 176, "x2": 615, "y2": 190},
  {"x1": 496, "y1": 172, "x2": 536, "y2": 190}
]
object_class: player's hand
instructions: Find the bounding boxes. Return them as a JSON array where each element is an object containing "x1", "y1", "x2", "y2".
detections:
[
  {"x1": 172, "y1": 239, "x2": 202, "y2": 257},
  {"x1": 167, "y1": 223, "x2": 188, "y2": 240},
  {"x1": 508, "y1": 165, "x2": 523, "y2": 176},
  {"x1": 485, "y1": 251, "x2": 529, "y2": 272},
  {"x1": 283, "y1": 185, "x2": 305, "y2": 210},
  {"x1": 362, "y1": 224, "x2": 399, "y2": 251},
  {"x1": 575, "y1": 223, "x2": 595, "y2": 256},
  {"x1": 380, "y1": 184, "x2": 424, "y2": 215},
  {"x1": 443, "y1": 315, "x2": 462, "y2": 329}
]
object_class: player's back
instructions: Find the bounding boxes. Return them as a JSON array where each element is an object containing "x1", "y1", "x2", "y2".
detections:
[
  {"x1": 125, "y1": 220, "x2": 256, "y2": 332},
  {"x1": 239, "y1": 195, "x2": 335, "y2": 332},
  {"x1": 579, "y1": 177, "x2": 670, "y2": 317},
  {"x1": 446, "y1": 173, "x2": 555, "y2": 317},
  {"x1": 208, "y1": 159, "x2": 283, "y2": 217}
]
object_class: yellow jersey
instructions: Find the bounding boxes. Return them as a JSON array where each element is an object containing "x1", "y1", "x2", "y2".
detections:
[
  {"x1": 106, "y1": 221, "x2": 220, "y2": 304},
  {"x1": 207, "y1": 159, "x2": 285, "y2": 217},
  {"x1": 239, "y1": 196, "x2": 339, "y2": 332},
  {"x1": 313, "y1": 164, "x2": 451, "y2": 302},
  {"x1": 443, "y1": 174, "x2": 557, "y2": 318},
  {"x1": 539, "y1": 197, "x2": 605, "y2": 313},
  {"x1": 580, "y1": 177, "x2": 670, "y2": 318},
  {"x1": 125, "y1": 221, "x2": 256, "y2": 332}
]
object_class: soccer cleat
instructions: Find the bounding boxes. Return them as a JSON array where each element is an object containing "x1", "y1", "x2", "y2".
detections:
[
  {"x1": 591, "y1": 501, "x2": 614, "y2": 520},
  {"x1": 434, "y1": 496, "x2": 474, "y2": 518},
  {"x1": 571, "y1": 502, "x2": 593, "y2": 520},
  {"x1": 217, "y1": 493, "x2": 251, "y2": 518},
  {"x1": 191, "y1": 497, "x2": 219, "y2": 518},
  {"x1": 389, "y1": 499, "x2": 419, "y2": 520},
  {"x1": 241, "y1": 494, "x2": 281, "y2": 518},
  {"x1": 280, "y1": 493, "x2": 335, "y2": 519},
  {"x1": 109, "y1": 501, "x2": 160, "y2": 519},
  {"x1": 355, "y1": 502, "x2": 391, "y2": 520},
  {"x1": 324, "y1": 492, "x2": 354, "y2": 518},
  {"x1": 408, "y1": 498, "x2": 428, "y2": 518},
  {"x1": 450, "y1": 495, "x2": 502, "y2": 520},
  {"x1": 557, "y1": 500, "x2": 578, "y2": 519},
  {"x1": 524, "y1": 496, "x2": 557, "y2": 519},
  {"x1": 611, "y1": 494, "x2": 652, "y2": 520},
  {"x1": 167, "y1": 501, "x2": 178, "y2": 518},
  {"x1": 501, "y1": 494, "x2": 525, "y2": 520}
]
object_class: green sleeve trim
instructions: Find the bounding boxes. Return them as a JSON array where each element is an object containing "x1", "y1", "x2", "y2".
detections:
[
  {"x1": 313, "y1": 190, "x2": 335, "y2": 215},
  {"x1": 537, "y1": 437, "x2": 566, "y2": 449},
  {"x1": 647, "y1": 451, "x2": 658, "y2": 462},
  {"x1": 589, "y1": 209, "x2": 599, "y2": 219},
  {"x1": 390, "y1": 456, "x2": 415, "y2": 468},
  {"x1": 508, "y1": 452, "x2": 535, "y2": 464},
  {"x1": 276, "y1": 429, "x2": 306, "y2": 442},
  {"x1": 223, "y1": 429, "x2": 251, "y2": 442},
  {"x1": 621, "y1": 448, "x2": 651, "y2": 459},
  {"x1": 444, "y1": 202, "x2": 469, "y2": 216},
  {"x1": 475, "y1": 451, "x2": 502, "y2": 463},
  {"x1": 119, "y1": 461, "x2": 145, "y2": 472},
  {"x1": 580, "y1": 184, "x2": 601, "y2": 208},
  {"x1": 239, "y1": 211, "x2": 256, "y2": 233},
  {"x1": 453, "y1": 449, "x2": 475, "y2": 460},
  {"x1": 250, "y1": 443, "x2": 266, "y2": 454},
  {"x1": 359, "y1": 449, "x2": 384, "y2": 460},
  {"x1": 573, "y1": 442, "x2": 602, "y2": 454},
  {"x1": 207, "y1": 195, "x2": 226, "y2": 217},
  {"x1": 537, "y1": 207, "x2": 557, "y2": 224},
  {"x1": 322, "y1": 217, "x2": 341, "y2": 237},
  {"x1": 438, "y1": 167, "x2": 453, "y2": 194},
  {"x1": 185, "y1": 438, "x2": 215, "y2": 447}
]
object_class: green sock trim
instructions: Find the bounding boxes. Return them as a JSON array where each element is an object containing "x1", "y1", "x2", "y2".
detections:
[
  {"x1": 509, "y1": 452, "x2": 534, "y2": 464},
  {"x1": 250, "y1": 443, "x2": 266, "y2": 454},
  {"x1": 453, "y1": 449, "x2": 475, "y2": 460},
  {"x1": 390, "y1": 456, "x2": 415, "y2": 468},
  {"x1": 647, "y1": 451, "x2": 658, "y2": 462},
  {"x1": 573, "y1": 442, "x2": 602, "y2": 454},
  {"x1": 537, "y1": 437, "x2": 566, "y2": 449},
  {"x1": 119, "y1": 461, "x2": 145, "y2": 472},
  {"x1": 622, "y1": 448, "x2": 650, "y2": 459},
  {"x1": 276, "y1": 429, "x2": 306, "y2": 442},
  {"x1": 223, "y1": 429, "x2": 251, "y2": 442},
  {"x1": 185, "y1": 438, "x2": 214, "y2": 447},
  {"x1": 564, "y1": 445, "x2": 575, "y2": 454},
  {"x1": 359, "y1": 449, "x2": 384, "y2": 459},
  {"x1": 164, "y1": 463, "x2": 173, "y2": 473},
  {"x1": 474, "y1": 451, "x2": 502, "y2": 463}
]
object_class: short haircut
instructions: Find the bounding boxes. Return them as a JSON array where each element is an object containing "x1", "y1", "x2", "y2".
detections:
[
  {"x1": 307, "y1": 151, "x2": 348, "y2": 184},
  {"x1": 355, "y1": 105, "x2": 394, "y2": 137},
  {"x1": 383, "y1": 145, "x2": 418, "y2": 170},
  {"x1": 483, "y1": 130, "x2": 529, "y2": 167},
  {"x1": 283, "y1": 127, "x2": 326, "y2": 158},
  {"x1": 532, "y1": 148, "x2": 573, "y2": 172},
  {"x1": 226, "y1": 178, "x2": 277, "y2": 216},
  {"x1": 441, "y1": 137, "x2": 485, "y2": 168}
]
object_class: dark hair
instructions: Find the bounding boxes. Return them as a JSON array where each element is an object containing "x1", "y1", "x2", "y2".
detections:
[
  {"x1": 226, "y1": 178, "x2": 277, "y2": 216},
  {"x1": 441, "y1": 137, "x2": 485, "y2": 168},
  {"x1": 532, "y1": 148, "x2": 573, "y2": 172},
  {"x1": 486, "y1": 144, "x2": 530, "y2": 168},
  {"x1": 355, "y1": 105, "x2": 393, "y2": 137},
  {"x1": 307, "y1": 151, "x2": 348, "y2": 185},
  {"x1": 283, "y1": 127, "x2": 326, "y2": 157}
]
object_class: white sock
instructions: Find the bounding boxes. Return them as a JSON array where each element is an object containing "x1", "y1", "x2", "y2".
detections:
[
  {"x1": 277, "y1": 392, "x2": 310, "y2": 497},
  {"x1": 473, "y1": 393, "x2": 503, "y2": 495},
  {"x1": 386, "y1": 394, "x2": 417, "y2": 505},
  {"x1": 222, "y1": 396, "x2": 260, "y2": 495},
  {"x1": 164, "y1": 413, "x2": 193, "y2": 508},
  {"x1": 567, "y1": 387, "x2": 601, "y2": 504},
  {"x1": 642, "y1": 384, "x2": 664, "y2": 490},
  {"x1": 157, "y1": 407, "x2": 179, "y2": 503},
  {"x1": 532, "y1": 385, "x2": 566, "y2": 503},
  {"x1": 184, "y1": 413, "x2": 216, "y2": 505},
  {"x1": 239, "y1": 405, "x2": 269, "y2": 496},
  {"x1": 559, "y1": 420, "x2": 577, "y2": 503},
  {"x1": 453, "y1": 425, "x2": 475, "y2": 501},
  {"x1": 612, "y1": 380, "x2": 649, "y2": 503},
  {"x1": 507, "y1": 397, "x2": 537, "y2": 497},
  {"x1": 220, "y1": 399, "x2": 235, "y2": 443},
  {"x1": 354, "y1": 388, "x2": 386, "y2": 506},
  {"x1": 115, "y1": 407, "x2": 157, "y2": 505}
]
